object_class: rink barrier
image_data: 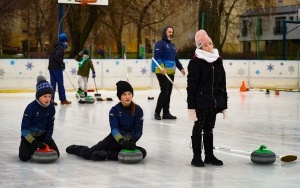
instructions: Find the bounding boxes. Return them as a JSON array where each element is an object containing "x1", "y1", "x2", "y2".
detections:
[{"x1": 0, "y1": 59, "x2": 299, "y2": 92}]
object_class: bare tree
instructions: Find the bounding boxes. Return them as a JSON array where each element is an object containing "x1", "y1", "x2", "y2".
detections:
[{"x1": 66, "y1": 5, "x2": 101, "y2": 57}]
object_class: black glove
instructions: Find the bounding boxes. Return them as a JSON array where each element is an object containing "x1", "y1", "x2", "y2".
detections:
[
  {"x1": 119, "y1": 138, "x2": 136, "y2": 150},
  {"x1": 32, "y1": 140, "x2": 46, "y2": 150},
  {"x1": 92, "y1": 72, "x2": 96, "y2": 78},
  {"x1": 61, "y1": 62, "x2": 65, "y2": 70}
]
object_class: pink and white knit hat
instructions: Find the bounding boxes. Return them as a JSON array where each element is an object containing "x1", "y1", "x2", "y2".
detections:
[{"x1": 195, "y1": 30, "x2": 212, "y2": 49}]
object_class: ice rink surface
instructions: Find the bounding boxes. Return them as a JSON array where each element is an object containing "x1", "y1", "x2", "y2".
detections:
[{"x1": 0, "y1": 89, "x2": 299, "y2": 188}]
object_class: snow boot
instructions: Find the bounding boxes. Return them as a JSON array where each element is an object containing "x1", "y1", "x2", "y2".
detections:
[
  {"x1": 203, "y1": 132, "x2": 223, "y2": 165},
  {"x1": 191, "y1": 133, "x2": 204, "y2": 167}
]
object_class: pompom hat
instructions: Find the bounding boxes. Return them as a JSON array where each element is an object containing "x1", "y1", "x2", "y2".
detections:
[
  {"x1": 36, "y1": 75, "x2": 53, "y2": 99},
  {"x1": 116, "y1": 81, "x2": 133, "y2": 100},
  {"x1": 195, "y1": 30, "x2": 212, "y2": 49}
]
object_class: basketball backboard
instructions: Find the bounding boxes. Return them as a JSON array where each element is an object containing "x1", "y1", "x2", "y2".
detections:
[{"x1": 57, "y1": 0, "x2": 108, "y2": 6}]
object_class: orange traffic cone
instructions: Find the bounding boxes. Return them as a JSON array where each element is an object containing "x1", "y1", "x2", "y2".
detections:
[{"x1": 240, "y1": 81, "x2": 247, "y2": 92}]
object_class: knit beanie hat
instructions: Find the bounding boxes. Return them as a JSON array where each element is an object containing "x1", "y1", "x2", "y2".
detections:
[
  {"x1": 116, "y1": 81, "x2": 133, "y2": 100},
  {"x1": 59, "y1": 33, "x2": 68, "y2": 42},
  {"x1": 36, "y1": 75, "x2": 53, "y2": 99},
  {"x1": 83, "y1": 49, "x2": 89, "y2": 55},
  {"x1": 195, "y1": 30, "x2": 212, "y2": 49}
]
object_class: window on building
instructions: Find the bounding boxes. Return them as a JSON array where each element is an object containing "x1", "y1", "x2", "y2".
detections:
[
  {"x1": 273, "y1": 17, "x2": 285, "y2": 35},
  {"x1": 243, "y1": 41, "x2": 251, "y2": 53},
  {"x1": 242, "y1": 19, "x2": 248, "y2": 37}
]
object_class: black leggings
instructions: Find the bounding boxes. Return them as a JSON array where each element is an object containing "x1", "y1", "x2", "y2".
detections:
[
  {"x1": 193, "y1": 109, "x2": 217, "y2": 134},
  {"x1": 19, "y1": 136, "x2": 60, "y2": 162},
  {"x1": 155, "y1": 74, "x2": 174, "y2": 114},
  {"x1": 79, "y1": 134, "x2": 147, "y2": 160}
]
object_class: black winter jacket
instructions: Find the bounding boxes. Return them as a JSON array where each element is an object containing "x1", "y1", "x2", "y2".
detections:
[
  {"x1": 48, "y1": 41, "x2": 65, "y2": 70},
  {"x1": 187, "y1": 56, "x2": 227, "y2": 112}
]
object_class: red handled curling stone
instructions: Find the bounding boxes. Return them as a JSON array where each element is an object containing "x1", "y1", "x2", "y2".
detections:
[
  {"x1": 118, "y1": 149, "x2": 143, "y2": 164},
  {"x1": 251, "y1": 145, "x2": 276, "y2": 164},
  {"x1": 32, "y1": 144, "x2": 58, "y2": 163}
]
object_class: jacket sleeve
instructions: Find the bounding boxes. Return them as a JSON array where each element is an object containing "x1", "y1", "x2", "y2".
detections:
[
  {"x1": 44, "y1": 106, "x2": 55, "y2": 141},
  {"x1": 187, "y1": 58, "x2": 200, "y2": 109},
  {"x1": 53, "y1": 46, "x2": 65, "y2": 67},
  {"x1": 21, "y1": 105, "x2": 35, "y2": 143},
  {"x1": 175, "y1": 55, "x2": 184, "y2": 71},
  {"x1": 133, "y1": 105, "x2": 144, "y2": 142},
  {"x1": 109, "y1": 107, "x2": 123, "y2": 142},
  {"x1": 153, "y1": 41, "x2": 165, "y2": 68},
  {"x1": 220, "y1": 59, "x2": 228, "y2": 108},
  {"x1": 90, "y1": 60, "x2": 95, "y2": 73}
]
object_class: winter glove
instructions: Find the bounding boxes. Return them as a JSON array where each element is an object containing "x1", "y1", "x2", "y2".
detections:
[
  {"x1": 221, "y1": 109, "x2": 228, "y2": 119},
  {"x1": 119, "y1": 138, "x2": 136, "y2": 150},
  {"x1": 188, "y1": 109, "x2": 197, "y2": 121},
  {"x1": 61, "y1": 62, "x2": 66, "y2": 70},
  {"x1": 79, "y1": 50, "x2": 84, "y2": 56},
  {"x1": 92, "y1": 72, "x2": 96, "y2": 78},
  {"x1": 32, "y1": 140, "x2": 46, "y2": 150}
]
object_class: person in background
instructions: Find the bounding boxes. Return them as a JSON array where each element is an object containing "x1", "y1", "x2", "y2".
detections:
[
  {"x1": 66, "y1": 81, "x2": 147, "y2": 161},
  {"x1": 187, "y1": 29, "x2": 228, "y2": 167},
  {"x1": 153, "y1": 26, "x2": 186, "y2": 120},
  {"x1": 48, "y1": 33, "x2": 71, "y2": 105},
  {"x1": 19, "y1": 75, "x2": 60, "y2": 161},
  {"x1": 75, "y1": 49, "x2": 96, "y2": 97}
]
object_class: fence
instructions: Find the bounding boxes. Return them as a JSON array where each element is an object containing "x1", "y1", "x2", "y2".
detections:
[{"x1": 0, "y1": 59, "x2": 299, "y2": 92}]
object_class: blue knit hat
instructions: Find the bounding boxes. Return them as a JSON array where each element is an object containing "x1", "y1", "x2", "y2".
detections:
[
  {"x1": 36, "y1": 75, "x2": 53, "y2": 99},
  {"x1": 83, "y1": 49, "x2": 89, "y2": 55},
  {"x1": 59, "y1": 33, "x2": 68, "y2": 42}
]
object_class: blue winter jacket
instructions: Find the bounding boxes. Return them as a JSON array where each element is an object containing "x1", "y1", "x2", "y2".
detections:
[
  {"x1": 109, "y1": 102, "x2": 143, "y2": 143},
  {"x1": 152, "y1": 26, "x2": 183, "y2": 74},
  {"x1": 21, "y1": 100, "x2": 55, "y2": 143}
]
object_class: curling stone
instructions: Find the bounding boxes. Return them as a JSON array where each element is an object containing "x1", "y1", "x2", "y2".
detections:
[
  {"x1": 118, "y1": 149, "x2": 143, "y2": 164},
  {"x1": 84, "y1": 96, "x2": 95, "y2": 104},
  {"x1": 32, "y1": 144, "x2": 58, "y2": 163},
  {"x1": 251, "y1": 145, "x2": 276, "y2": 164}
]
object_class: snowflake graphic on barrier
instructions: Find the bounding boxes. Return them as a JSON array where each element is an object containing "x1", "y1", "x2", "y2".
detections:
[
  {"x1": 127, "y1": 66, "x2": 132, "y2": 74},
  {"x1": 71, "y1": 67, "x2": 77, "y2": 75},
  {"x1": 255, "y1": 70, "x2": 260, "y2": 75},
  {"x1": 115, "y1": 61, "x2": 120, "y2": 66},
  {"x1": 237, "y1": 68, "x2": 245, "y2": 76},
  {"x1": 266, "y1": 63, "x2": 274, "y2": 72},
  {"x1": 0, "y1": 68, "x2": 5, "y2": 76},
  {"x1": 10, "y1": 60, "x2": 15, "y2": 65},
  {"x1": 25, "y1": 62, "x2": 34, "y2": 70},
  {"x1": 140, "y1": 67, "x2": 147, "y2": 75},
  {"x1": 288, "y1": 65, "x2": 295, "y2": 74}
]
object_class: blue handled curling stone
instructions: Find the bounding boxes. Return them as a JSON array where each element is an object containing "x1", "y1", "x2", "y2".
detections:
[
  {"x1": 32, "y1": 144, "x2": 58, "y2": 163},
  {"x1": 251, "y1": 145, "x2": 276, "y2": 164},
  {"x1": 118, "y1": 149, "x2": 143, "y2": 164}
]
